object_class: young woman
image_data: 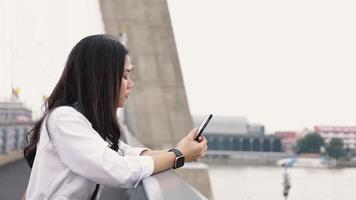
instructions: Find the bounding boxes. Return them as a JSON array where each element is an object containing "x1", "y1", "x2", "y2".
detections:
[{"x1": 23, "y1": 35, "x2": 208, "y2": 199}]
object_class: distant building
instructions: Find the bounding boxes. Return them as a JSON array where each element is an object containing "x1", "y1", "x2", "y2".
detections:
[
  {"x1": 193, "y1": 116, "x2": 264, "y2": 135},
  {"x1": 0, "y1": 89, "x2": 32, "y2": 123},
  {"x1": 275, "y1": 131, "x2": 297, "y2": 153},
  {"x1": 0, "y1": 101, "x2": 32, "y2": 122},
  {"x1": 0, "y1": 121, "x2": 31, "y2": 154},
  {"x1": 193, "y1": 116, "x2": 281, "y2": 152},
  {"x1": 206, "y1": 134, "x2": 282, "y2": 152},
  {"x1": 248, "y1": 123, "x2": 265, "y2": 136},
  {"x1": 315, "y1": 126, "x2": 356, "y2": 149},
  {"x1": 0, "y1": 90, "x2": 33, "y2": 154}
]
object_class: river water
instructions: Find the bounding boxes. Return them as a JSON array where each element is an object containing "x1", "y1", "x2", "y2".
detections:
[{"x1": 208, "y1": 165, "x2": 356, "y2": 200}]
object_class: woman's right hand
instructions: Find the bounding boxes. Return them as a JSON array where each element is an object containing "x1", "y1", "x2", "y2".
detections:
[{"x1": 176, "y1": 128, "x2": 208, "y2": 162}]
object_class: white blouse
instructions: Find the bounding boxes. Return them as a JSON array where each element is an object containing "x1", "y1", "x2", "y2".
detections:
[{"x1": 26, "y1": 106, "x2": 154, "y2": 200}]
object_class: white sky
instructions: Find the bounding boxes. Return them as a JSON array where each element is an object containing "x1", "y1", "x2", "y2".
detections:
[
  {"x1": 167, "y1": 0, "x2": 356, "y2": 132},
  {"x1": 1, "y1": 0, "x2": 356, "y2": 133},
  {"x1": 0, "y1": 0, "x2": 105, "y2": 118}
]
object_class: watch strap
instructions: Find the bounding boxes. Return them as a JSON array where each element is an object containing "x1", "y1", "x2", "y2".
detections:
[
  {"x1": 168, "y1": 148, "x2": 185, "y2": 169},
  {"x1": 169, "y1": 148, "x2": 183, "y2": 157}
]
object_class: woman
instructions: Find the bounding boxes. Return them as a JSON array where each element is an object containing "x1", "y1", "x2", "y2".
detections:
[{"x1": 23, "y1": 34, "x2": 208, "y2": 199}]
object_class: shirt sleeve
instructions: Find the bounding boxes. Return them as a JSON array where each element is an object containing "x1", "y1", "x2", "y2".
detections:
[
  {"x1": 118, "y1": 140, "x2": 151, "y2": 156},
  {"x1": 47, "y1": 106, "x2": 154, "y2": 188}
]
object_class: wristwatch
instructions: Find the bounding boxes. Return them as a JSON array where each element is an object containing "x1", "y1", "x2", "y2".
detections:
[{"x1": 168, "y1": 148, "x2": 185, "y2": 169}]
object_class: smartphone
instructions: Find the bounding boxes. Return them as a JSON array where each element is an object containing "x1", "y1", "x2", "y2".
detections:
[{"x1": 194, "y1": 114, "x2": 213, "y2": 141}]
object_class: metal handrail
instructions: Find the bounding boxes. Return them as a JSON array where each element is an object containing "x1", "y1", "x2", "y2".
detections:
[
  {"x1": 142, "y1": 170, "x2": 207, "y2": 200},
  {"x1": 0, "y1": 113, "x2": 208, "y2": 200},
  {"x1": 120, "y1": 120, "x2": 207, "y2": 200}
]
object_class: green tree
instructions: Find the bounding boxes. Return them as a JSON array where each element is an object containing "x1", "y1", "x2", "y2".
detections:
[
  {"x1": 326, "y1": 138, "x2": 346, "y2": 159},
  {"x1": 295, "y1": 133, "x2": 325, "y2": 154}
]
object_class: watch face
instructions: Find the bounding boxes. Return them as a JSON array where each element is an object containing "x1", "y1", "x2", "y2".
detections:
[{"x1": 176, "y1": 156, "x2": 185, "y2": 168}]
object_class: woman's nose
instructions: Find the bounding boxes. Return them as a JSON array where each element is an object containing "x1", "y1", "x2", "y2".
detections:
[{"x1": 128, "y1": 79, "x2": 135, "y2": 89}]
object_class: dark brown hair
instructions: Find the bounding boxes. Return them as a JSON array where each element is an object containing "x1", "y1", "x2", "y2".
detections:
[{"x1": 24, "y1": 34, "x2": 128, "y2": 167}]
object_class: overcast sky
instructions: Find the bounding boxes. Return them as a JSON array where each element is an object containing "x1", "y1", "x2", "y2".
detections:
[
  {"x1": 0, "y1": 0, "x2": 105, "y2": 118},
  {"x1": 1, "y1": 0, "x2": 356, "y2": 133},
  {"x1": 167, "y1": 0, "x2": 356, "y2": 132}
]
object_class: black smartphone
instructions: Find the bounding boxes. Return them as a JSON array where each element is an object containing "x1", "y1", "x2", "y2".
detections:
[{"x1": 194, "y1": 114, "x2": 213, "y2": 141}]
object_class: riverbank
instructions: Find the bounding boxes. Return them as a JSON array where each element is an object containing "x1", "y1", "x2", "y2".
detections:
[
  {"x1": 335, "y1": 160, "x2": 356, "y2": 168},
  {"x1": 203, "y1": 151, "x2": 356, "y2": 168},
  {"x1": 203, "y1": 151, "x2": 292, "y2": 166}
]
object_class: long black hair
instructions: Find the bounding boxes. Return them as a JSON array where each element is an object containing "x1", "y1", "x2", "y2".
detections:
[{"x1": 24, "y1": 34, "x2": 128, "y2": 167}]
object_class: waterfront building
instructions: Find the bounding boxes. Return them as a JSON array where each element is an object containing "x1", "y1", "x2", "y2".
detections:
[
  {"x1": 275, "y1": 131, "x2": 297, "y2": 153},
  {"x1": 315, "y1": 126, "x2": 356, "y2": 149},
  {"x1": 193, "y1": 116, "x2": 282, "y2": 152},
  {"x1": 193, "y1": 115, "x2": 264, "y2": 135}
]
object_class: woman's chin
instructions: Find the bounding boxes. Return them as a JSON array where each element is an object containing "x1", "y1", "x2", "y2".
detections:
[{"x1": 117, "y1": 100, "x2": 128, "y2": 108}]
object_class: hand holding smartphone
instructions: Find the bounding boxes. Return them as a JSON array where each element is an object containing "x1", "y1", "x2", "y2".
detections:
[{"x1": 194, "y1": 114, "x2": 213, "y2": 141}]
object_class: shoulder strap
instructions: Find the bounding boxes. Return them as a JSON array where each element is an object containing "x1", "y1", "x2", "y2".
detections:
[
  {"x1": 70, "y1": 103, "x2": 101, "y2": 200},
  {"x1": 46, "y1": 103, "x2": 101, "y2": 200}
]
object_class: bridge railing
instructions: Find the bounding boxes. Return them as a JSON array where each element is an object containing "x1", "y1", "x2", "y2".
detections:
[
  {"x1": 0, "y1": 120, "x2": 208, "y2": 200},
  {"x1": 116, "y1": 123, "x2": 208, "y2": 200}
]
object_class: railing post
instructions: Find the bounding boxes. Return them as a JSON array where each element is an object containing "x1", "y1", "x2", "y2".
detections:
[
  {"x1": 3, "y1": 129, "x2": 8, "y2": 154},
  {"x1": 0, "y1": 128, "x2": 3, "y2": 154}
]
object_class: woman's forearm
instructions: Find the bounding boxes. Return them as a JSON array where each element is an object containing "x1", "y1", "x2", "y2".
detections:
[
  {"x1": 140, "y1": 149, "x2": 170, "y2": 156},
  {"x1": 140, "y1": 149, "x2": 177, "y2": 174},
  {"x1": 150, "y1": 151, "x2": 176, "y2": 174}
]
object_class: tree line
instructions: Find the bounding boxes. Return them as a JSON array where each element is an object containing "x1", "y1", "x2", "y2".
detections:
[{"x1": 294, "y1": 132, "x2": 355, "y2": 160}]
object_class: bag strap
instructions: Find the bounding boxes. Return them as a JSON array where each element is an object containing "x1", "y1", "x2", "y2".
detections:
[
  {"x1": 71, "y1": 103, "x2": 101, "y2": 200},
  {"x1": 45, "y1": 104, "x2": 102, "y2": 200},
  {"x1": 90, "y1": 184, "x2": 100, "y2": 200}
]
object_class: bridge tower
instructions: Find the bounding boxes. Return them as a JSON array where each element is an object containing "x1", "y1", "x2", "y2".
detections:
[{"x1": 100, "y1": 0, "x2": 193, "y2": 149}]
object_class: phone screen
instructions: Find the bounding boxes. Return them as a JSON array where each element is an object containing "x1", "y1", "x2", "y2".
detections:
[{"x1": 195, "y1": 114, "x2": 213, "y2": 141}]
